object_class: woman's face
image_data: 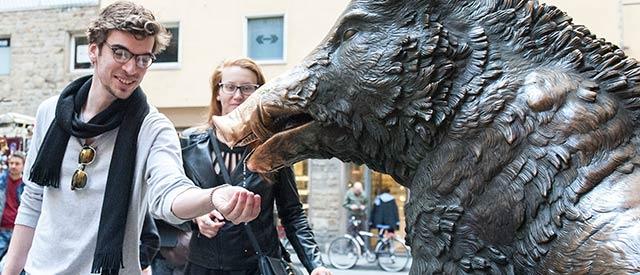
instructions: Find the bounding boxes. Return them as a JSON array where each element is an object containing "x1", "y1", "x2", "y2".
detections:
[{"x1": 217, "y1": 65, "x2": 259, "y2": 115}]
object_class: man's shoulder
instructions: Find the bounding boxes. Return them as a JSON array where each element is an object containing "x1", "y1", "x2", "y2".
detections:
[
  {"x1": 36, "y1": 96, "x2": 59, "y2": 114},
  {"x1": 140, "y1": 105, "x2": 174, "y2": 130}
]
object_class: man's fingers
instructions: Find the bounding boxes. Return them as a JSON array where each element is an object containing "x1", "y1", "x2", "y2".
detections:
[
  {"x1": 212, "y1": 187, "x2": 262, "y2": 224},
  {"x1": 228, "y1": 192, "x2": 249, "y2": 224},
  {"x1": 236, "y1": 192, "x2": 256, "y2": 223},
  {"x1": 232, "y1": 194, "x2": 261, "y2": 224},
  {"x1": 249, "y1": 194, "x2": 261, "y2": 220}
]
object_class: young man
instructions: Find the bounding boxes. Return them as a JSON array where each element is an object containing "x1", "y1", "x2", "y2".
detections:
[
  {"x1": 3, "y1": 2, "x2": 260, "y2": 274},
  {"x1": 0, "y1": 152, "x2": 26, "y2": 256}
]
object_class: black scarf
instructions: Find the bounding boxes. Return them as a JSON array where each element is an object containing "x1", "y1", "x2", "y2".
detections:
[{"x1": 29, "y1": 75, "x2": 150, "y2": 274}]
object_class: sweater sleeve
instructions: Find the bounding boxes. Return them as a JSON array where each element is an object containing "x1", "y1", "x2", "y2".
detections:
[
  {"x1": 143, "y1": 111, "x2": 199, "y2": 225},
  {"x1": 15, "y1": 97, "x2": 57, "y2": 228}
]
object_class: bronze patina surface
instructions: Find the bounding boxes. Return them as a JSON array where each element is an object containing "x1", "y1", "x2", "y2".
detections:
[{"x1": 214, "y1": 1, "x2": 640, "y2": 274}]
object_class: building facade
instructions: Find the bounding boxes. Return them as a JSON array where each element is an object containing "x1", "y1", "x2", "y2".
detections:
[
  {"x1": 0, "y1": 0, "x2": 99, "y2": 116},
  {"x1": 0, "y1": 0, "x2": 638, "y2": 246}
]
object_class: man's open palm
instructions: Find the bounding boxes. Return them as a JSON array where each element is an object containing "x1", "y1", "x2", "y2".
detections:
[{"x1": 211, "y1": 186, "x2": 261, "y2": 224}]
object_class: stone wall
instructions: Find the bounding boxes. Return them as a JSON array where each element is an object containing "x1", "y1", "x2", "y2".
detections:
[
  {"x1": 306, "y1": 158, "x2": 349, "y2": 247},
  {"x1": 0, "y1": 5, "x2": 98, "y2": 116}
]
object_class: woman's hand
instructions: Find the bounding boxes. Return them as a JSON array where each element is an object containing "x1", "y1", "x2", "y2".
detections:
[
  {"x1": 194, "y1": 210, "x2": 226, "y2": 238},
  {"x1": 310, "y1": 266, "x2": 333, "y2": 275}
]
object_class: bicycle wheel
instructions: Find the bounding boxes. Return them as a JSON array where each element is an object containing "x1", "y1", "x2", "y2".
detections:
[
  {"x1": 376, "y1": 238, "x2": 411, "y2": 272},
  {"x1": 327, "y1": 236, "x2": 360, "y2": 269}
]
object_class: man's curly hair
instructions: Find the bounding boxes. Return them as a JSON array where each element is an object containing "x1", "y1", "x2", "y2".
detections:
[{"x1": 86, "y1": 1, "x2": 171, "y2": 54}]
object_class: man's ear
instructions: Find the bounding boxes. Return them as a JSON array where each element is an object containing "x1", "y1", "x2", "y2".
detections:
[{"x1": 88, "y1": 43, "x2": 99, "y2": 65}]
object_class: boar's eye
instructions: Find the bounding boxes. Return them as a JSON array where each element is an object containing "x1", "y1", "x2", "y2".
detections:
[{"x1": 342, "y1": 28, "x2": 358, "y2": 41}]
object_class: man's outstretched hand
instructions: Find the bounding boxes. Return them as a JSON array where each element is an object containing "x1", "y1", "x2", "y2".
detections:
[{"x1": 211, "y1": 186, "x2": 261, "y2": 224}]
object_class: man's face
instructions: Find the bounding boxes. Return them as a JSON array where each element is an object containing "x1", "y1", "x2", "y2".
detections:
[
  {"x1": 353, "y1": 182, "x2": 363, "y2": 196},
  {"x1": 89, "y1": 30, "x2": 155, "y2": 101},
  {"x1": 8, "y1": 156, "x2": 24, "y2": 178}
]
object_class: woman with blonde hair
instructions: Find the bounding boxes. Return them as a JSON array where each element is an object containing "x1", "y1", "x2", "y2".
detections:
[{"x1": 181, "y1": 58, "x2": 331, "y2": 275}]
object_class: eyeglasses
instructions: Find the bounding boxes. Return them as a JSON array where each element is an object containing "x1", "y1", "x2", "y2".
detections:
[
  {"x1": 71, "y1": 145, "x2": 96, "y2": 190},
  {"x1": 218, "y1": 83, "x2": 260, "y2": 96},
  {"x1": 103, "y1": 41, "x2": 156, "y2": 69}
]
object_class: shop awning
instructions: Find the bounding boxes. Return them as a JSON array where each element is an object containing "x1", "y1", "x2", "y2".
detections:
[{"x1": 0, "y1": 112, "x2": 35, "y2": 137}]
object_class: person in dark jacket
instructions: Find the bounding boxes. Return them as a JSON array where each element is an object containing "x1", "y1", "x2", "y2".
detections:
[
  {"x1": 369, "y1": 188, "x2": 400, "y2": 239},
  {"x1": 181, "y1": 58, "x2": 331, "y2": 275},
  {"x1": 151, "y1": 219, "x2": 191, "y2": 275},
  {"x1": 140, "y1": 213, "x2": 160, "y2": 274}
]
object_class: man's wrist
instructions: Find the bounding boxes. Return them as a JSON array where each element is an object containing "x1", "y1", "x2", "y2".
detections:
[{"x1": 209, "y1": 184, "x2": 230, "y2": 210}]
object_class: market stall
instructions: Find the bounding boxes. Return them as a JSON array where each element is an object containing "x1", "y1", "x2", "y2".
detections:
[{"x1": 0, "y1": 112, "x2": 35, "y2": 155}]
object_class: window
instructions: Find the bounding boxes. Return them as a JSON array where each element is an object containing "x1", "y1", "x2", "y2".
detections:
[
  {"x1": 0, "y1": 38, "x2": 10, "y2": 75},
  {"x1": 70, "y1": 34, "x2": 91, "y2": 71},
  {"x1": 69, "y1": 23, "x2": 180, "y2": 71},
  {"x1": 246, "y1": 16, "x2": 285, "y2": 63},
  {"x1": 152, "y1": 23, "x2": 180, "y2": 68}
]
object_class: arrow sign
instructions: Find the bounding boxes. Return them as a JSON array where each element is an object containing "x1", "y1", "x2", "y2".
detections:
[{"x1": 256, "y1": 34, "x2": 279, "y2": 45}]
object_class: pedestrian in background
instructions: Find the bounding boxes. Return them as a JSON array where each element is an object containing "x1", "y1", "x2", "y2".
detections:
[
  {"x1": 0, "y1": 151, "x2": 25, "y2": 256},
  {"x1": 343, "y1": 181, "x2": 368, "y2": 233},
  {"x1": 369, "y1": 187, "x2": 400, "y2": 239}
]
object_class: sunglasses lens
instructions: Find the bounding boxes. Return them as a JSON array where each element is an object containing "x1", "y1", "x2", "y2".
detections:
[
  {"x1": 71, "y1": 169, "x2": 88, "y2": 190},
  {"x1": 79, "y1": 146, "x2": 95, "y2": 164}
]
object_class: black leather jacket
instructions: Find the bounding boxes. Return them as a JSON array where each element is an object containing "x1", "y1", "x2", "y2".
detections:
[
  {"x1": 181, "y1": 130, "x2": 323, "y2": 272},
  {"x1": 139, "y1": 213, "x2": 160, "y2": 270}
]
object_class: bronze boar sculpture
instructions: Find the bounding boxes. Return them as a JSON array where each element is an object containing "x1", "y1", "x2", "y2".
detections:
[{"x1": 213, "y1": 0, "x2": 640, "y2": 273}]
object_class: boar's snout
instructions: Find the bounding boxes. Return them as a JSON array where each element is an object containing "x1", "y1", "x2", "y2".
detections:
[{"x1": 212, "y1": 66, "x2": 318, "y2": 172}]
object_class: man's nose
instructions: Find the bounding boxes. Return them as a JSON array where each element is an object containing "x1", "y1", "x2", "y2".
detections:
[{"x1": 122, "y1": 58, "x2": 138, "y2": 74}]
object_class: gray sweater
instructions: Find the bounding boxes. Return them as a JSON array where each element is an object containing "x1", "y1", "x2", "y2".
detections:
[{"x1": 16, "y1": 96, "x2": 197, "y2": 275}]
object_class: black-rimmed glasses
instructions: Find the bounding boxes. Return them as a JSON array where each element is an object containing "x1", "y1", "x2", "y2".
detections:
[
  {"x1": 104, "y1": 41, "x2": 156, "y2": 69},
  {"x1": 218, "y1": 83, "x2": 260, "y2": 96},
  {"x1": 71, "y1": 145, "x2": 96, "y2": 190}
]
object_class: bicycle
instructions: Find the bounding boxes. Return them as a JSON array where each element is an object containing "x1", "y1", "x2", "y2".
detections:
[{"x1": 327, "y1": 217, "x2": 411, "y2": 272}]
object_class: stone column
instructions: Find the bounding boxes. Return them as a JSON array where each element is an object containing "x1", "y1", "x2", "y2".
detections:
[{"x1": 306, "y1": 158, "x2": 349, "y2": 249}]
